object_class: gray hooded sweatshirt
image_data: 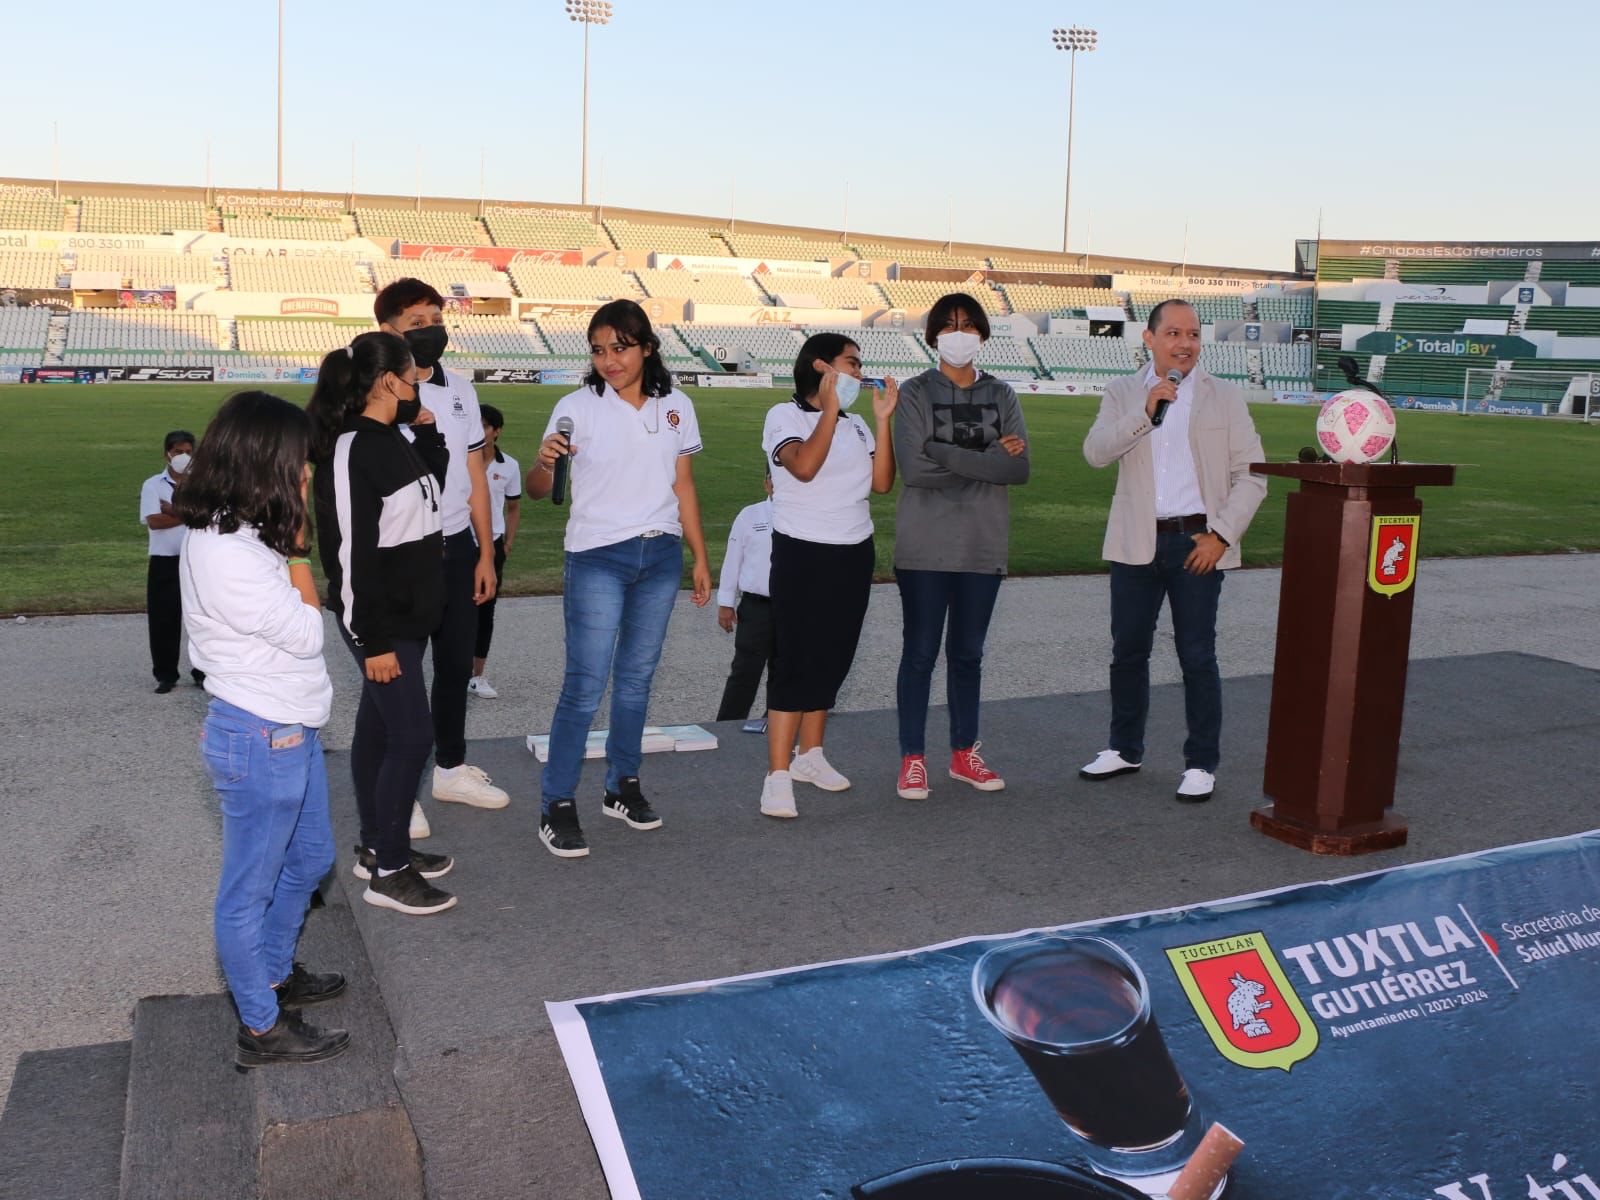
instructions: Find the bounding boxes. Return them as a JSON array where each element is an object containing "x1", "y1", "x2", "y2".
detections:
[{"x1": 892, "y1": 367, "x2": 1030, "y2": 574}]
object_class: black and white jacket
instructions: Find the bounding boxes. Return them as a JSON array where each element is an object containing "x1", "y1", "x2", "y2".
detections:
[{"x1": 314, "y1": 415, "x2": 448, "y2": 658}]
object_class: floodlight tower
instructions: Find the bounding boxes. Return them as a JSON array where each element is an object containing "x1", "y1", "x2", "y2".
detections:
[
  {"x1": 1051, "y1": 25, "x2": 1098, "y2": 257},
  {"x1": 566, "y1": 0, "x2": 613, "y2": 206}
]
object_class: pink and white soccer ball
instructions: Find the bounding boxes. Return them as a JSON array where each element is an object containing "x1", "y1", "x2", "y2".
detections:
[{"x1": 1316, "y1": 390, "x2": 1397, "y2": 463}]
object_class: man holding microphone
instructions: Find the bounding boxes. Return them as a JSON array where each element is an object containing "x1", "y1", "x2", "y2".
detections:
[{"x1": 1080, "y1": 299, "x2": 1266, "y2": 802}]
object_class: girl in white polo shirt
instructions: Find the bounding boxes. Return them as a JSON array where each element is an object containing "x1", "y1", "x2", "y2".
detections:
[
  {"x1": 528, "y1": 299, "x2": 712, "y2": 859},
  {"x1": 758, "y1": 333, "x2": 898, "y2": 819}
]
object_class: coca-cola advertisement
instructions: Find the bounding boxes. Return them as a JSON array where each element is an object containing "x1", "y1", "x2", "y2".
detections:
[{"x1": 397, "y1": 244, "x2": 583, "y2": 270}]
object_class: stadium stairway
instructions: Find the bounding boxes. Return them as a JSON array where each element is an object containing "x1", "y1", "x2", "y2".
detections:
[{"x1": 0, "y1": 880, "x2": 424, "y2": 1200}]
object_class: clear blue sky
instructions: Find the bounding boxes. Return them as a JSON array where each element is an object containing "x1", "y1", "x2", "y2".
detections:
[{"x1": 6, "y1": 0, "x2": 1596, "y2": 270}]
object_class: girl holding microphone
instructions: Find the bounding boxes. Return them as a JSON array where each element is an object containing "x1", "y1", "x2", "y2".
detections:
[
  {"x1": 759, "y1": 333, "x2": 898, "y2": 819},
  {"x1": 528, "y1": 299, "x2": 711, "y2": 860}
]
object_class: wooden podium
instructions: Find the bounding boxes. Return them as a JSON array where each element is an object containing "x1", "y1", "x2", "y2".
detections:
[{"x1": 1249, "y1": 462, "x2": 1456, "y2": 854}]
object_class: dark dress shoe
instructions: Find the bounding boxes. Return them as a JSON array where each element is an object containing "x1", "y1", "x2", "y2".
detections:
[
  {"x1": 153, "y1": 680, "x2": 176, "y2": 694},
  {"x1": 191, "y1": 668, "x2": 207, "y2": 686},
  {"x1": 236, "y1": 1011, "x2": 349, "y2": 1067},
  {"x1": 271, "y1": 962, "x2": 347, "y2": 1007}
]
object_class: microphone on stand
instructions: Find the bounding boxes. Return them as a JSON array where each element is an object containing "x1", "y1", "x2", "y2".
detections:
[
  {"x1": 1152, "y1": 367, "x2": 1182, "y2": 427},
  {"x1": 551, "y1": 415, "x2": 574, "y2": 506}
]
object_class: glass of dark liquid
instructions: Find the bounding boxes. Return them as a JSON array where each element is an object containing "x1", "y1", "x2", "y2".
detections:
[{"x1": 972, "y1": 935, "x2": 1211, "y2": 1197}]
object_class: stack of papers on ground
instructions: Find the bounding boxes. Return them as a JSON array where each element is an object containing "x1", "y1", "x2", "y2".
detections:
[{"x1": 526, "y1": 726, "x2": 712, "y2": 761}]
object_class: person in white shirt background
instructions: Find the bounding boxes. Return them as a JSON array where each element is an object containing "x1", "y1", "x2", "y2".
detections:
[
  {"x1": 528, "y1": 299, "x2": 712, "y2": 860},
  {"x1": 139, "y1": 429, "x2": 201, "y2": 693},
  {"x1": 375, "y1": 279, "x2": 509, "y2": 825},
  {"x1": 758, "y1": 334, "x2": 898, "y2": 820},
  {"x1": 469, "y1": 403, "x2": 521, "y2": 700},
  {"x1": 714, "y1": 465, "x2": 776, "y2": 731},
  {"x1": 174, "y1": 391, "x2": 348, "y2": 1068}
]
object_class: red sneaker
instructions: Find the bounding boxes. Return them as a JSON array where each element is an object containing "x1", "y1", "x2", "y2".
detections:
[
  {"x1": 949, "y1": 742, "x2": 1005, "y2": 792},
  {"x1": 897, "y1": 755, "x2": 930, "y2": 801}
]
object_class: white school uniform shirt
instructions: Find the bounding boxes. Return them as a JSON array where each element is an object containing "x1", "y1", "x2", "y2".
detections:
[
  {"x1": 716, "y1": 498, "x2": 774, "y2": 607},
  {"x1": 762, "y1": 399, "x2": 875, "y2": 545},
  {"x1": 1143, "y1": 362, "x2": 1207, "y2": 520},
  {"x1": 486, "y1": 450, "x2": 522, "y2": 540},
  {"x1": 139, "y1": 468, "x2": 186, "y2": 556},
  {"x1": 410, "y1": 366, "x2": 486, "y2": 537},
  {"x1": 543, "y1": 384, "x2": 703, "y2": 554},
  {"x1": 180, "y1": 525, "x2": 333, "y2": 727}
]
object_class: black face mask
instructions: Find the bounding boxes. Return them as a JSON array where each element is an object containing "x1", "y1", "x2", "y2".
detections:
[
  {"x1": 394, "y1": 382, "x2": 422, "y2": 425},
  {"x1": 405, "y1": 325, "x2": 449, "y2": 370}
]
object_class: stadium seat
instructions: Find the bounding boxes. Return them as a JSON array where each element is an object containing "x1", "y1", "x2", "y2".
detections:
[
  {"x1": 223, "y1": 214, "x2": 351, "y2": 242},
  {"x1": 370, "y1": 257, "x2": 503, "y2": 293},
  {"x1": 722, "y1": 232, "x2": 850, "y2": 262},
  {"x1": 355, "y1": 208, "x2": 487, "y2": 246},
  {"x1": 508, "y1": 263, "x2": 642, "y2": 302},
  {"x1": 603, "y1": 220, "x2": 731, "y2": 256},
  {"x1": 1029, "y1": 334, "x2": 1138, "y2": 381},
  {"x1": 0, "y1": 250, "x2": 63, "y2": 289},
  {"x1": 63, "y1": 310, "x2": 222, "y2": 356},
  {"x1": 0, "y1": 193, "x2": 66, "y2": 232},
  {"x1": 632, "y1": 268, "x2": 762, "y2": 306},
  {"x1": 484, "y1": 208, "x2": 608, "y2": 249},
  {"x1": 78, "y1": 196, "x2": 209, "y2": 235},
  {"x1": 757, "y1": 274, "x2": 886, "y2": 310},
  {"x1": 0, "y1": 306, "x2": 52, "y2": 364},
  {"x1": 878, "y1": 279, "x2": 1007, "y2": 316},
  {"x1": 72, "y1": 250, "x2": 215, "y2": 289},
  {"x1": 231, "y1": 255, "x2": 374, "y2": 294}
]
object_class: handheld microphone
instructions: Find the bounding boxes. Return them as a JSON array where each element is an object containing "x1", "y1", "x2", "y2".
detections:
[
  {"x1": 1152, "y1": 367, "x2": 1181, "y2": 427},
  {"x1": 551, "y1": 415, "x2": 574, "y2": 506}
]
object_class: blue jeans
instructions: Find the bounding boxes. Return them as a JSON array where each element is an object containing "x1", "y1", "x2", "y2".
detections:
[
  {"x1": 202, "y1": 697, "x2": 334, "y2": 1033},
  {"x1": 1108, "y1": 531, "x2": 1225, "y2": 772},
  {"x1": 895, "y1": 569, "x2": 1003, "y2": 756},
  {"x1": 540, "y1": 535, "x2": 683, "y2": 812}
]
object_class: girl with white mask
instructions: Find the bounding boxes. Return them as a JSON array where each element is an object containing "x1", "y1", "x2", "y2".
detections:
[
  {"x1": 757, "y1": 332, "x2": 898, "y2": 819},
  {"x1": 890, "y1": 292, "x2": 1030, "y2": 802}
]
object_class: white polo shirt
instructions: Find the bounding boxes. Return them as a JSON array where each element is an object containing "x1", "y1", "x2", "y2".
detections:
[
  {"x1": 412, "y1": 366, "x2": 486, "y2": 537},
  {"x1": 1143, "y1": 362, "x2": 1206, "y2": 519},
  {"x1": 543, "y1": 384, "x2": 703, "y2": 554},
  {"x1": 716, "y1": 498, "x2": 774, "y2": 606},
  {"x1": 486, "y1": 450, "x2": 522, "y2": 540},
  {"x1": 762, "y1": 400, "x2": 875, "y2": 545},
  {"x1": 139, "y1": 469, "x2": 185, "y2": 556}
]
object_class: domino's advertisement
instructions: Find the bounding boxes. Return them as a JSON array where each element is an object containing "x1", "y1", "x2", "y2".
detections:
[{"x1": 550, "y1": 832, "x2": 1600, "y2": 1200}]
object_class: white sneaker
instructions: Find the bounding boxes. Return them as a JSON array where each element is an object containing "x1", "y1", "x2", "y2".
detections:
[
  {"x1": 1176, "y1": 769, "x2": 1215, "y2": 803},
  {"x1": 467, "y1": 675, "x2": 498, "y2": 699},
  {"x1": 789, "y1": 747, "x2": 851, "y2": 792},
  {"x1": 760, "y1": 771, "x2": 798, "y2": 819},
  {"x1": 1078, "y1": 750, "x2": 1142, "y2": 781},
  {"x1": 409, "y1": 801, "x2": 431, "y2": 840},
  {"x1": 432, "y1": 764, "x2": 509, "y2": 810}
]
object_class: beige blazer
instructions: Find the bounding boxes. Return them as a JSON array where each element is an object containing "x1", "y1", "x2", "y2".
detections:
[{"x1": 1082, "y1": 367, "x2": 1267, "y2": 570}]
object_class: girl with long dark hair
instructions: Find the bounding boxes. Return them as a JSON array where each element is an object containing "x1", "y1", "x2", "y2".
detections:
[
  {"x1": 526, "y1": 299, "x2": 712, "y2": 859},
  {"x1": 177, "y1": 390, "x2": 346, "y2": 1067},
  {"x1": 758, "y1": 332, "x2": 898, "y2": 819},
  {"x1": 307, "y1": 331, "x2": 457, "y2": 915}
]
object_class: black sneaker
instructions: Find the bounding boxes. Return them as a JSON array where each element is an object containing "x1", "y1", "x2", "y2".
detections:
[
  {"x1": 602, "y1": 777, "x2": 662, "y2": 830},
  {"x1": 540, "y1": 799, "x2": 590, "y2": 858},
  {"x1": 351, "y1": 844, "x2": 454, "y2": 881},
  {"x1": 271, "y1": 962, "x2": 346, "y2": 1007},
  {"x1": 236, "y1": 1011, "x2": 350, "y2": 1068},
  {"x1": 362, "y1": 864, "x2": 458, "y2": 915}
]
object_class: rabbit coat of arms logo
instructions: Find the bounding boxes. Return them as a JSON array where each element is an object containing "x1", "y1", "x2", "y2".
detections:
[
  {"x1": 1165, "y1": 931, "x2": 1319, "y2": 1071},
  {"x1": 1368, "y1": 515, "x2": 1421, "y2": 597}
]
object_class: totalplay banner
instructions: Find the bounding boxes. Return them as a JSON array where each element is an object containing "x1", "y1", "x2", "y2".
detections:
[{"x1": 550, "y1": 832, "x2": 1600, "y2": 1199}]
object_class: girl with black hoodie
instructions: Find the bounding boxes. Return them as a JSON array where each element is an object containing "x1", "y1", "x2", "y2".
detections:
[{"x1": 308, "y1": 331, "x2": 457, "y2": 916}]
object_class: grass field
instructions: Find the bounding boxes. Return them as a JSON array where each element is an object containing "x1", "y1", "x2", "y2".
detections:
[{"x1": 1, "y1": 383, "x2": 1596, "y2": 614}]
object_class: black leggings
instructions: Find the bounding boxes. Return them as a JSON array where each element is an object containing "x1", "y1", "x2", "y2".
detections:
[{"x1": 342, "y1": 633, "x2": 432, "y2": 872}]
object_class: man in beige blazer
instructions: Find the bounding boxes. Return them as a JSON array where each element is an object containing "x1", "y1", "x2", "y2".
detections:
[{"x1": 1079, "y1": 299, "x2": 1266, "y2": 801}]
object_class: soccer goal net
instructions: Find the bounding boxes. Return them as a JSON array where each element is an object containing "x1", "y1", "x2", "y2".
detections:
[{"x1": 1462, "y1": 367, "x2": 1597, "y2": 419}]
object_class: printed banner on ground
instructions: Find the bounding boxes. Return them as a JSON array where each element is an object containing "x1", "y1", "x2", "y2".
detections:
[{"x1": 550, "y1": 831, "x2": 1600, "y2": 1200}]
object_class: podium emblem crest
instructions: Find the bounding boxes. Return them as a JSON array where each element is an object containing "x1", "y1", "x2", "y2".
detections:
[
  {"x1": 1166, "y1": 932, "x2": 1319, "y2": 1072},
  {"x1": 1368, "y1": 515, "x2": 1421, "y2": 596}
]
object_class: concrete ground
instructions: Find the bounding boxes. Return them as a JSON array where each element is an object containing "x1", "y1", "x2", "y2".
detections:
[{"x1": 2, "y1": 553, "x2": 1598, "y2": 1099}]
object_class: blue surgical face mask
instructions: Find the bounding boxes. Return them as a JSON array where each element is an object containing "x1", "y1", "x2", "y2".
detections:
[{"x1": 834, "y1": 372, "x2": 862, "y2": 411}]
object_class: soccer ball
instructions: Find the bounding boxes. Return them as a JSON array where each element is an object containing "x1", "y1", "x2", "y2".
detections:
[{"x1": 1316, "y1": 389, "x2": 1397, "y2": 463}]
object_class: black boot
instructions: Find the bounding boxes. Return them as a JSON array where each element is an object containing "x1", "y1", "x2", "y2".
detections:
[
  {"x1": 236, "y1": 1011, "x2": 350, "y2": 1068},
  {"x1": 271, "y1": 962, "x2": 347, "y2": 1007}
]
